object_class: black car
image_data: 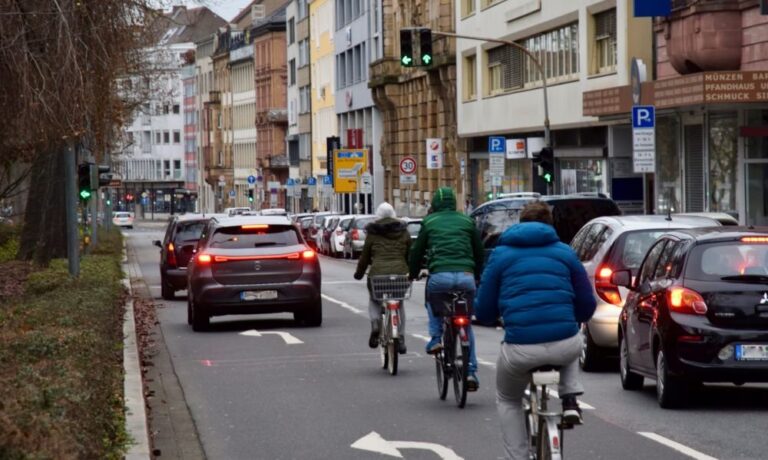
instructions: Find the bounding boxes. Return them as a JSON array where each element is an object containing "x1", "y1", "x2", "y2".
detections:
[
  {"x1": 186, "y1": 215, "x2": 321, "y2": 331},
  {"x1": 470, "y1": 194, "x2": 621, "y2": 255},
  {"x1": 154, "y1": 214, "x2": 212, "y2": 300},
  {"x1": 614, "y1": 227, "x2": 768, "y2": 408}
]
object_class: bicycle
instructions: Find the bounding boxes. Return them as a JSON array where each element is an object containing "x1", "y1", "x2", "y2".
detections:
[
  {"x1": 431, "y1": 290, "x2": 472, "y2": 408},
  {"x1": 522, "y1": 366, "x2": 577, "y2": 460},
  {"x1": 369, "y1": 275, "x2": 412, "y2": 376}
]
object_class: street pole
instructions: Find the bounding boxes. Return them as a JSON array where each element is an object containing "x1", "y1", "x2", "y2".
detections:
[
  {"x1": 64, "y1": 143, "x2": 80, "y2": 277},
  {"x1": 91, "y1": 187, "x2": 99, "y2": 248},
  {"x1": 431, "y1": 31, "x2": 550, "y2": 146}
]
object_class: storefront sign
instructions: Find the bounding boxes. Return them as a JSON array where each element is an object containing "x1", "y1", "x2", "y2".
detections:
[
  {"x1": 506, "y1": 139, "x2": 527, "y2": 160},
  {"x1": 426, "y1": 138, "x2": 443, "y2": 169}
]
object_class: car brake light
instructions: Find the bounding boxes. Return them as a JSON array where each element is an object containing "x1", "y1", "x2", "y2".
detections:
[
  {"x1": 741, "y1": 236, "x2": 768, "y2": 243},
  {"x1": 453, "y1": 316, "x2": 469, "y2": 327},
  {"x1": 167, "y1": 243, "x2": 178, "y2": 268},
  {"x1": 302, "y1": 250, "x2": 316, "y2": 260},
  {"x1": 242, "y1": 224, "x2": 268, "y2": 230},
  {"x1": 351, "y1": 229, "x2": 359, "y2": 240},
  {"x1": 197, "y1": 254, "x2": 211, "y2": 264},
  {"x1": 595, "y1": 265, "x2": 622, "y2": 306},
  {"x1": 667, "y1": 287, "x2": 708, "y2": 315}
]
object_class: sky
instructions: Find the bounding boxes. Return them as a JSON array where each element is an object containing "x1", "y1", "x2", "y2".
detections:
[{"x1": 182, "y1": 0, "x2": 253, "y2": 21}]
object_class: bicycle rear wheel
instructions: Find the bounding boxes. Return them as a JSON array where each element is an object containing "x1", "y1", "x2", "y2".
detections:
[
  {"x1": 452, "y1": 336, "x2": 469, "y2": 408},
  {"x1": 387, "y1": 339, "x2": 398, "y2": 375},
  {"x1": 537, "y1": 417, "x2": 563, "y2": 460},
  {"x1": 523, "y1": 385, "x2": 539, "y2": 456}
]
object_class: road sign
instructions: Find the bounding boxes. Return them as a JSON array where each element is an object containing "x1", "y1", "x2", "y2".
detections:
[
  {"x1": 228, "y1": 189, "x2": 235, "y2": 198},
  {"x1": 247, "y1": 175, "x2": 256, "y2": 184},
  {"x1": 307, "y1": 177, "x2": 317, "y2": 186},
  {"x1": 460, "y1": 158, "x2": 465, "y2": 176},
  {"x1": 334, "y1": 149, "x2": 368, "y2": 193},
  {"x1": 307, "y1": 177, "x2": 317, "y2": 196},
  {"x1": 360, "y1": 172, "x2": 373, "y2": 194},
  {"x1": 399, "y1": 156, "x2": 417, "y2": 175},
  {"x1": 294, "y1": 184, "x2": 302, "y2": 198},
  {"x1": 634, "y1": 0, "x2": 670, "y2": 17},
  {"x1": 491, "y1": 175, "x2": 502, "y2": 187},
  {"x1": 632, "y1": 105, "x2": 656, "y2": 173},
  {"x1": 267, "y1": 181, "x2": 280, "y2": 192},
  {"x1": 488, "y1": 136, "x2": 506, "y2": 153},
  {"x1": 426, "y1": 138, "x2": 443, "y2": 169}
]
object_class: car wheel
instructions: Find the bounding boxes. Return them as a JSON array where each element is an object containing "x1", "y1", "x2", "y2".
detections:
[
  {"x1": 295, "y1": 298, "x2": 322, "y2": 327},
  {"x1": 161, "y1": 276, "x2": 175, "y2": 301},
  {"x1": 190, "y1": 300, "x2": 210, "y2": 332},
  {"x1": 580, "y1": 326, "x2": 605, "y2": 372},
  {"x1": 619, "y1": 334, "x2": 644, "y2": 391},
  {"x1": 656, "y1": 349, "x2": 686, "y2": 409}
]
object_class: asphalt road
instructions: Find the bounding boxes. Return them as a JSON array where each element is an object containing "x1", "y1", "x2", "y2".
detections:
[{"x1": 125, "y1": 222, "x2": 768, "y2": 460}]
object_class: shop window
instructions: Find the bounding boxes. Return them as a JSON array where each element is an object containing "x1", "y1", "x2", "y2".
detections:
[
  {"x1": 592, "y1": 9, "x2": 617, "y2": 75},
  {"x1": 559, "y1": 159, "x2": 605, "y2": 195},
  {"x1": 708, "y1": 113, "x2": 737, "y2": 214},
  {"x1": 746, "y1": 109, "x2": 768, "y2": 160},
  {"x1": 655, "y1": 117, "x2": 682, "y2": 214}
]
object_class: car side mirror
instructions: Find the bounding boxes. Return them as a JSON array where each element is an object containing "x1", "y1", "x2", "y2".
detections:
[
  {"x1": 153, "y1": 240, "x2": 162, "y2": 249},
  {"x1": 611, "y1": 270, "x2": 633, "y2": 289}
]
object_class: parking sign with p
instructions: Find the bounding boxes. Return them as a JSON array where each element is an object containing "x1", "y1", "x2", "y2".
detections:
[{"x1": 632, "y1": 106, "x2": 655, "y2": 129}]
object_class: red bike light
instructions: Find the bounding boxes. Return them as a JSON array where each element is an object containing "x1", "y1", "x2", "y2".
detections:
[{"x1": 453, "y1": 316, "x2": 469, "y2": 327}]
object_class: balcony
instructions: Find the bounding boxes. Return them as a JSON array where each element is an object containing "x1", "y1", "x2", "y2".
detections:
[{"x1": 268, "y1": 154, "x2": 289, "y2": 169}]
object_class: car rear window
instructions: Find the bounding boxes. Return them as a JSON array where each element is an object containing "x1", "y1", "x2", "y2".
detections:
[
  {"x1": 686, "y1": 242, "x2": 768, "y2": 280},
  {"x1": 174, "y1": 221, "x2": 207, "y2": 242},
  {"x1": 614, "y1": 230, "x2": 668, "y2": 271},
  {"x1": 115, "y1": 212, "x2": 131, "y2": 218},
  {"x1": 550, "y1": 199, "x2": 621, "y2": 243},
  {"x1": 354, "y1": 217, "x2": 375, "y2": 229},
  {"x1": 210, "y1": 225, "x2": 300, "y2": 249},
  {"x1": 299, "y1": 217, "x2": 313, "y2": 229}
]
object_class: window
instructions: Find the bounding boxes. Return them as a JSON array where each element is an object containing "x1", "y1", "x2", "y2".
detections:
[
  {"x1": 577, "y1": 224, "x2": 608, "y2": 262},
  {"x1": 337, "y1": 53, "x2": 346, "y2": 88},
  {"x1": 638, "y1": 240, "x2": 668, "y2": 285},
  {"x1": 462, "y1": 0, "x2": 475, "y2": 17},
  {"x1": 299, "y1": 86, "x2": 311, "y2": 114},
  {"x1": 173, "y1": 104, "x2": 180, "y2": 114},
  {"x1": 522, "y1": 23, "x2": 579, "y2": 85},
  {"x1": 486, "y1": 45, "x2": 524, "y2": 95},
  {"x1": 297, "y1": 0, "x2": 308, "y2": 20},
  {"x1": 155, "y1": 131, "x2": 161, "y2": 144},
  {"x1": 708, "y1": 113, "x2": 737, "y2": 214},
  {"x1": 163, "y1": 160, "x2": 171, "y2": 176},
  {"x1": 289, "y1": 59, "x2": 296, "y2": 86},
  {"x1": 298, "y1": 39, "x2": 309, "y2": 67},
  {"x1": 592, "y1": 9, "x2": 617, "y2": 74},
  {"x1": 173, "y1": 160, "x2": 182, "y2": 179},
  {"x1": 653, "y1": 240, "x2": 679, "y2": 280},
  {"x1": 288, "y1": 18, "x2": 295, "y2": 44},
  {"x1": 173, "y1": 131, "x2": 181, "y2": 143},
  {"x1": 163, "y1": 131, "x2": 170, "y2": 144},
  {"x1": 163, "y1": 104, "x2": 170, "y2": 115},
  {"x1": 464, "y1": 55, "x2": 476, "y2": 100},
  {"x1": 217, "y1": 151, "x2": 223, "y2": 166}
]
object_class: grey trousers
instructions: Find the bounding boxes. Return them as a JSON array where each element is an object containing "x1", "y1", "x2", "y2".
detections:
[
  {"x1": 495, "y1": 334, "x2": 583, "y2": 460},
  {"x1": 368, "y1": 298, "x2": 406, "y2": 337}
]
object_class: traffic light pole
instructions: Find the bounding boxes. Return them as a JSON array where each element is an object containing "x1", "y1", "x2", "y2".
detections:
[
  {"x1": 429, "y1": 31, "x2": 551, "y2": 147},
  {"x1": 64, "y1": 143, "x2": 80, "y2": 277}
]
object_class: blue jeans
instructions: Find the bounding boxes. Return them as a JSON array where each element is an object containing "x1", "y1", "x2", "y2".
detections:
[{"x1": 426, "y1": 272, "x2": 478, "y2": 373}]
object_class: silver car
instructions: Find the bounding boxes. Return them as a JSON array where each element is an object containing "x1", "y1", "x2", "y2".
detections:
[
  {"x1": 341, "y1": 214, "x2": 376, "y2": 259},
  {"x1": 571, "y1": 214, "x2": 722, "y2": 371}
]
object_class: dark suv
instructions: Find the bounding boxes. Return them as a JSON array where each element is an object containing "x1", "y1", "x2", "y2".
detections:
[
  {"x1": 154, "y1": 214, "x2": 212, "y2": 300},
  {"x1": 470, "y1": 194, "x2": 621, "y2": 255},
  {"x1": 614, "y1": 227, "x2": 768, "y2": 408}
]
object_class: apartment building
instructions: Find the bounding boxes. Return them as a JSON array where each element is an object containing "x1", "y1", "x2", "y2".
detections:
[
  {"x1": 194, "y1": 34, "x2": 217, "y2": 213},
  {"x1": 181, "y1": 61, "x2": 198, "y2": 212},
  {"x1": 457, "y1": 1, "x2": 652, "y2": 212},
  {"x1": 310, "y1": 0, "x2": 337, "y2": 178},
  {"x1": 119, "y1": 6, "x2": 224, "y2": 213},
  {"x1": 334, "y1": 0, "x2": 384, "y2": 212}
]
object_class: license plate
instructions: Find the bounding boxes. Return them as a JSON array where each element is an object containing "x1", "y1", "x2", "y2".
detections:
[
  {"x1": 735, "y1": 344, "x2": 768, "y2": 361},
  {"x1": 241, "y1": 290, "x2": 278, "y2": 301}
]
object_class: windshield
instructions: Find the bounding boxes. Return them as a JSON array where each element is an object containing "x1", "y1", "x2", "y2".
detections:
[
  {"x1": 114, "y1": 212, "x2": 131, "y2": 218},
  {"x1": 687, "y1": 242, "x2": 768, "y2": 280},
  {"x1": 175, "y1": 221, "x2": 207, "y2": 242},
  {"x1": 474, "y1": 206, "x2": 526, "y2": 247},
  {"x1": 210, "y1": 225, "x2": 300, "y2": 249}
]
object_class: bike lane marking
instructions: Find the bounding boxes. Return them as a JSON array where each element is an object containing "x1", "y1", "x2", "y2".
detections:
[
  {"x1": 239, "y1": 330, "x2": 304, "y2": 345},
  {"x1": 637, "y1": 432, "x2": 718, "y2": 460},
  {"x1": 321, "y1": 293, "x2": 364, "y2": 314},
  {"x1": 352, "y1": 431, "x2": 464, "y2": 460}
]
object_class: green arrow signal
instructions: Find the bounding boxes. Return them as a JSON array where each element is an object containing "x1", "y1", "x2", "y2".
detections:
[
  {"x1": 543, "y1": 173, "x2": 553, "y2": 183},
  {"x1": 401, "y1": 55, "x2": 412, "y2": 66},
  {"x1": 422, "y1": 54, "x2": 432, "y2": 65},
  {"x1": 80, "y1": 189, "x2": 91, "y2": 200}
]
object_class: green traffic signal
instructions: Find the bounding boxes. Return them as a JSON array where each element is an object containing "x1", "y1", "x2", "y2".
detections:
[
  {"x1": 80, "y1": 189, "x2": 92, "y2": 200},
  {"x1": 543, "y1": 173, "x2": 553, "y2": 183},
  {"x1": 422, "y1": 54, "x2": 432, "y2": 65},
  {"x1": 248, "y1": 196, "x2": 254, "y2": 203},
  {"x1": 401, "y1": 55, "x2": 413, "y2": 66}
]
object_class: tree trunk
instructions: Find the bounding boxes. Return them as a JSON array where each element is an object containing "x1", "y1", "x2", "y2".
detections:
[{"x1": 18, "y1": 148, "x2": 68, "y2": 265}]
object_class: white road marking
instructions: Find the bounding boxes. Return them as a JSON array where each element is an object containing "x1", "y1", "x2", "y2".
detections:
[
  {"x1": 637, "y1": 432, "x2": 718, "y2": 460},
  {"x1": 352, "y1": 431, "x2": 464, "y2": 460},
  {"x1": 239, "y1": 330, "x2": 304, "y2": 345},
  {"x1": 477, "y1": 358, "x2": 496, "y2": 368},
  {"x1": 411, "y1": 334, "x2": 431, "y2": 342},
  {"x1": 321, "y1": 294, "x2": 364, "y2": 314}
]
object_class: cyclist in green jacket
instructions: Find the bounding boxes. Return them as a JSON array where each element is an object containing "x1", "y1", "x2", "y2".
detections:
[{"x1": 409, "y1": 187, "x2": 485, "y2": 390}]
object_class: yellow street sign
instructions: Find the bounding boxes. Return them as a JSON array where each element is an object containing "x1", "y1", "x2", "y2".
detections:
[{"x1": 333, "y1": 149, "x2": 368, "y2": 193}]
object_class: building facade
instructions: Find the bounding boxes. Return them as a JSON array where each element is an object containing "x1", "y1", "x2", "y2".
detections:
[
  {"x1": 195, "y1": 34, "x2": 218, "y2": 213},
  {"x1": 334, "y1": 0, "x2": 385, "y2": 213},
  {"x1": 370, "y1": 0, "x2": 460, "y2": 216},
  {"x1": 457, "y1": 0, "x2": 652, "y2": 213},
  {"x1": 310, "y1": 0, "x2": 337, "y2": 180},
  {"x1": 584, "y1": 1, "x2": 768, "y2": 225},
  {"x1": 182, "y1": 62, "x2": 198, "y2": 212}
]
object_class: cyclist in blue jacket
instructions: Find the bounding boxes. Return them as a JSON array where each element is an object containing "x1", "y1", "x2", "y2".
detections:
[{"x1": 475, "y1": 201, "x2": 596, "y2": 460}]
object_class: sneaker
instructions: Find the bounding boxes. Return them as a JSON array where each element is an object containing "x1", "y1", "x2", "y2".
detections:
[
  {"x1": 369, "y1": 320, "x2": 381, "y2": 349},
  {"x1": 466, "y1": 373, "x2": 479, "y2": 392},
  {"x1": 561, "y1": 395, "x2": 583, "y2": 425},
  {"x1": 426, "y1": 336, "x2": 443, "y2": 354},
  {"x1": 398, "y1": 339, "x2": 407, "y2": 355}
]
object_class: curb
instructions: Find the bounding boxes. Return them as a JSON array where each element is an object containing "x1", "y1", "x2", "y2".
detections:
[{"x1": 122, "y1": 242, "x2": 151, "y2": 459}]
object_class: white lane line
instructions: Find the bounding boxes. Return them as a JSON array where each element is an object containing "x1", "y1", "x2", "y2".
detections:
[
  {"x1": 478, "y1": 358, "x2": 496, "y2": 368},
  {"x1": 637, "y1": 432, "x2": 718, "y2": 460},
  {"x1": 411, "y1": 334, "x2": 431, "y2": 342},
  {"x1": 321, "y1": 294, "x2": 364, "y2": 314}
]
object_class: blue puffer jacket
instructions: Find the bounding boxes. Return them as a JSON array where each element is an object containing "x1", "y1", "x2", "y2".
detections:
[{"x1": 475, "y1": 222, "x2": 596, "y2": 345}]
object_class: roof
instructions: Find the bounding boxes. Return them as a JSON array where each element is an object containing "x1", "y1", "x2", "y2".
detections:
[
  {"x1": 663, "y1": 226, "x2": 768, "y2": 243},
  {"x1": 212, "y1": 215, "x2": 293, "y2": 227},
  {"x1": 590, "y1": 214, "x2": 723, "y2": 230},
  {"x1": 151, "y1": 6, "x2": 226, "y2": 46},
  {"x1": 173, "y1": 213, "x2": 219, "y2": 223}
]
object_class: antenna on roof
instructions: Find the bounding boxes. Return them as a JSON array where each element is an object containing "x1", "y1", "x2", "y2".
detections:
[{"x1": 666, "y1": 207, "x2": 673, "y2": 222}]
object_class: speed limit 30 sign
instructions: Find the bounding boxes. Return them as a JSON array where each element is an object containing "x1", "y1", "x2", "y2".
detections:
[{"x1": 399, "y1": 156, "x2": 417, "y2": 185}]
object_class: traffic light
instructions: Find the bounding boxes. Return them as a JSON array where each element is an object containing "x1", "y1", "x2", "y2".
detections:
[
  {"x1": 78, "y1": 163, "x2": 93, "y2": 200},
  {"x1": 539, "y1": 147, "x2": 554, "y2": 184},
  {"x1": 420, "y1": 28, "x2": 432, "y2": 66},
  {"x1": 125, "y1": 193, "x2": 134, "y2": 202},
  {"x1": 400, "y1": 29, "x2": 414, "y2": 67},
  {"x1": 486, "y1": 191, "x2": 493, "y2": 201},
  {"x1": 248, "y1": 189, "x2": 254, "y2": 203},
  {"x1": 97, "y1": 165, "x2": 112, "y2": 187}
]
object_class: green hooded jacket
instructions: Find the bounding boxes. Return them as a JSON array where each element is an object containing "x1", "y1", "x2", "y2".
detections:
[
  {"x1": 354, "y1": 217, "x2": 412, "y2": 278},
  {"x1": 408, "y1": 187, "x2": 485, "y2": 279}
]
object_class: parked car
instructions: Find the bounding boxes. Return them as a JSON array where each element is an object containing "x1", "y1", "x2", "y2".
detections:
[
  {"x1": 186, "y1": 215, "x2": 321, "y2": 331},
  {"x1": 225, "y1": 207, "x2": 251, "y2": 217},
  {"x1": 316, "y1": 215, "x2": 340, "y2": 254},
  {"x1": 470, "y1": 194, "x2": 622, "y2": 258},
  {"x1": 341, "y1": 214, "x2": 376, "y2": 259},
  {"x1": 327, "y1": 215, "x2": 355, "y2": 257},
  {"x1": 260, "y1": 208, "x2": 288, "y2": 216},
  {"x1": 154, "y1": 214, "x2": 212, "y2": 300},
  {"x1": 112, "y1": 211, "x2": 134, "y2": 229},
  {"x1": 614, "y1": 227, "x2": 768, "y2": 408},
  {"x1": 570, "y1": 214, "x2": 723, "y2": 370},
  {"x1": 676, "y1": 212, "x2": 739, "y2": 226},
  {"x1": 297, "y1": 215, "x2": 315, "y2": 243},
  {"x1": 308, "y1": 212, "x2": 336, "y2": 249}
]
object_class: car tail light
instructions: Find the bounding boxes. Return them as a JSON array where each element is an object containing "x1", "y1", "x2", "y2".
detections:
[
  {"x1": 197, "y1": 254, "x2": 211, "y2": 264},
  {"x1": 302, "y1": 250, "x2": 316, "y2": 260},
  {"x1": 242, "y1": 224, "x2": 268, "y2": 230},
  {"x1": 351, "y1": 229, "x2": 360, "y2": 240},
  {"x1": 595, "y1": 265, "x2": 622, "y2": 306},
  {"x1": 453, "y1": 316, "x2": 469, "y2": 327},
  {"x1": 667, "y1": 287, "x2": 708, "y2": 315},
  {"x1": 741, "y1": 236, "x2": 768, "y2": 243},
  {"x1": 167, "y1": 243, "x2": 178, "y2": 268}
]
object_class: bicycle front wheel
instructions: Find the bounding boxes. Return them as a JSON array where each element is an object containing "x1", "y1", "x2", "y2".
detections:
[
  {"x1": 452, "y1": 335, "x2": 469, "y2": 408},
  {"x1": 537, "y1": 417, "x2": 563, "y2": 460},
  {"x1": 387, "y1": 339, "x2": 398, "y2": 375}
]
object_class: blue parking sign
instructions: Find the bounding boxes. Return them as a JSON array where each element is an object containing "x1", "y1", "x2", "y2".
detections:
[
  {"x1": 322, "y1": 175, "x2": 332, "y2": 185},
  {"x1": 632, "y1": 106, "x2": 655, "y2": 129},
  {"x1": 488, "y1": 136, "x2": 506, "y2": 153},
  {"x1": 307, "y1": 177, "x2": 317, "y2": 186}
]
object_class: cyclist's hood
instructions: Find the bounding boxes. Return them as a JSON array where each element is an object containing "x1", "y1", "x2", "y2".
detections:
[
  {"x1": 366, "y1": 217, "x2": 407, "y2": 239},
  {"x1": 431, "y1": 187, "x2": 457, "y2": 212},
  {"x1": 499, "y1": 222, "x2": 560, "y2": 247}
]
